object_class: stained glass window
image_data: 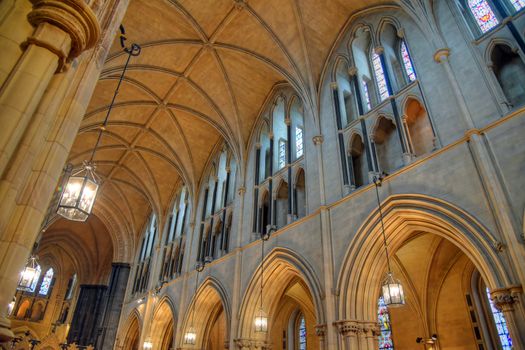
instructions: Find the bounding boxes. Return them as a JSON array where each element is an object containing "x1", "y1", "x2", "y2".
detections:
[
  {"x1": 362, "y1": 80, "x2": 372, "y2": 111},
  {"x1": 298, "y1": 314, "x2": 307, "y2": 350},
  {"x1": 486, "y1": 288, "x2": 512, "y2": 349},
  {"x1": 511, "y1": 0, "x2": 525, "y2": 10},
  {"x1": 468, "y1": 0, "x2": 499, "y2": 33},
  {"x1": 295, "y1": 127, "x2": 304, "y2": 158},
  {"x1": 278, "y1": 139, "x2": 286, "y2": 169},
  {"x1": 378, "y1": 297, "x2": 394, "y2": 349},
  {"x1": 372, "y1": 53, "x2": 390, "y2": 101},
  {"x1": 401, "y1": 42, "x2": 416, "y2": 82},
  {"x1": 38, "y1": 268, "x2": 54, "y2": 296}
]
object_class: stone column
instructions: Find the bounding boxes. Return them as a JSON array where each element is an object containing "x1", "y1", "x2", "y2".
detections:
[
  {"x1": 315, "y1": 324, "x2": 327, "y2": 350},
  {"x1": 67, "y1": 285, "x2": 108, "y2": 346},
  {"x1": 490, "y1": 286, "x2": 525, "y2": 348},
  {"x1": 0, "y1": 0, "x2": 100, "y2": 342},
  {"x1": 0, "y1": 0, "x2": 99, "y2": 177},
  {"x1": 337, "y1": 320, "x2": 359, "y2": 350},
  {"x1": 96, "y1": 263, "x2": 131, "y2": 350}
]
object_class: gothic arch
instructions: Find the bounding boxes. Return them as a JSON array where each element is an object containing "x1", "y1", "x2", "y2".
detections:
[
  {"x1": 237, "y1": 247, "x2": 325, "y2": 341},
  {"x1": 120, "y1": 310, "x2": 141, "y2": 350},
  {"x1": 180, "y1": 276, "x2": 231, "y2": 349},
  {"x1": 337, "y1": 194, "x2": 510, "y2": 322},
  {"x1": 150, "y1": 297, "x2": 176, "y2": 350}
]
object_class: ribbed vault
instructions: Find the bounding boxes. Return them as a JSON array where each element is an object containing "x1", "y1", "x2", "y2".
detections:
[{"x1": 68, "y1": 0, "x2": 391, "y2": 247}]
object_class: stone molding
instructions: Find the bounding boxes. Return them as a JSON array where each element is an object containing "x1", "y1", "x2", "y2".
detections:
[
  {"x1": 27, "y1": 0, "x2": 100, "y2": 59},
  {"x1": 312, "y1": 135, "x2": 324, "y2": 146},
  {"x1": 490, "y1": 285, "x2": 523, "y2": 312},
  {"x1": 433, "y1": 48, "x2": 451, "y2": 63},
  {"x1": 335, "y1": 320, "x2": 380, "y2": 337},
  {"x1": 234, "y1": 338, "x2": 271, "y2": 349},
  {"x1": 315, "y1": 324, "x2": 327, "y2": 338}
]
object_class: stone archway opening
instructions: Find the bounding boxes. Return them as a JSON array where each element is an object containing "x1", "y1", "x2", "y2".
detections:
[{"x1": 150, "y1": 299, "x2": 175, "y2": 350}]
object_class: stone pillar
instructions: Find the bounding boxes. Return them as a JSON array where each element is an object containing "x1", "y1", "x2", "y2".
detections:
[
  {"x1": 67, "y1": 285, "x2": 107, "y2": 346},
  {"x1": 96, "y1": 263, "x2": 131, "y2": 350},
  {"x1": 315, "y1": 324, "x2": 327, "y2": 350},
  {"x1": 337, "y1": 320, "x2": 359, "y2": 350},
  {"x1": 490, "y1": 286, "x2": 525, "y2": 348},
  {"x1": 0, "y1": 0, "x2": 100, "y2": 342},
  {"x1": 0, "y1": 0, "x2": 99, "y2": 177}
]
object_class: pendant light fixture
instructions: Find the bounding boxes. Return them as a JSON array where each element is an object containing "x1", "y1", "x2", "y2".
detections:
[
  {"x1": 373, "y1": 176, "x2": 405, "y2": 307},
  {"x1": 184, "y1": 263, "x2": 204, "y2": 345},
  {"x1": 17, "y1": 254, "x2": 40, "y2": 292},
  {"x1": 57, "y1": 27, "x2": 141, "y2": 222},
  {"x1": 254, "y1": 226, "x2": 274, "y2": 333},
  {"x1": 143, "y1": 339, "x2": 153, "y2": 350}
]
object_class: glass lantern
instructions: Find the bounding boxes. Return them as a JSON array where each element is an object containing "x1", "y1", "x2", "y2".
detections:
[
  {"x1": 254, "y1": 308, "x2": 268, "y2": 333},
  {"x1": 17, "y1": 255, "x2": 40, "y2": 292},
  {"x1": 184, "y1": 326, "x2": 197, "y2": 345},
  {"x1": 382, "y1": 272, "x2": 405, "y2": 307},
  {"x1": 57, "y1": 162, "x2": 99, "y2": 222}
]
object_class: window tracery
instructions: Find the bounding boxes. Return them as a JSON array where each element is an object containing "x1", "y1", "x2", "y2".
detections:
[{"x1": 468, "y1": 0, "x2": 499, "y2": 33}]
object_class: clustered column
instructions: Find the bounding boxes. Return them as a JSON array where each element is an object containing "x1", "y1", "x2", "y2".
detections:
[{"x1": 0, "y1": 0, "x2": 100, "y2": 342}]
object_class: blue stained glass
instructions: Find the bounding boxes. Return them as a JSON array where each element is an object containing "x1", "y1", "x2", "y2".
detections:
[
  {"x1": 372, "y1": 53, "x2": 389, "y2": 101},
  {"x1": 378, "y1": 297, "x2": 394, "y2": 349},
  {"x1": 401, "y1": 42, "x2": 416, "y2": 82},
  {"x1": 468, "y1": 0, "x2": 499, "y2": 33},
  {"x1": 295, "y1": 127, "x2": 304, "y2": 158},
  {"x1": 486, "y1": 288, "x2": 512, "y2": 350},
  {"x1": 511, "y1": 0, "x2": 525, "y2": 10},
  {"x1": 38, "y1": 268, "x2": 54, "y2": 296},
  {"x1": 298, "y1": 315, "x2": 307, "y2": 350}
]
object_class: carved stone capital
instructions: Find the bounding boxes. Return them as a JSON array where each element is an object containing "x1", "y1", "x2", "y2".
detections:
[
  {"x1": 315, "y1": 324, "x2": 327, "y2": 338},
  {"x1": 490, "y1": 285, "x2": 523, "y2": 312},
  {"x1": 234, "y1": 339, "x2": 271, "y2": 349},
  {"x1": 28, "y1": 0, "x2": 100, "y2": 59},
  {"x1": 330, "y1": 82, "x2": 338, "y2": 90},
  {"x1": 374, "y1": 46, "x2": 384, "y2": 55},
  {"x1": 348, "y1": 66, "x2": 358, "y2": 76},
  {"x1": 312, "y1": 135, "x2": 324, "y2": 146},
  {"x1": 233, "y1": 0, "x2": 248, "y2": 11},
  {"x1": 433, "y1": 48, "x2": 451, "y2": 63},
  {"x1": 238, "y1": 186, "x2": 246, "y2": 196},
  {"x1": 336, "y1": 320, "x2": 360, "y2": 337}
]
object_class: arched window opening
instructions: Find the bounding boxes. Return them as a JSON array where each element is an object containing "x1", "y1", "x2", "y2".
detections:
[
  {"x1": 352, "y1": 27, "x2": 376, "y2": 110},
  {"x1": 335, "y1": 61, "x2": 357, "y2": 125},
  {"x1": 16, "y1": 300, "x2": 31, "y2": 319},
  {"x1": 349, "y1": 135, "x2": 368, "y2": 188},
  {"x1": 486, "y1": 288, "x2": 513, "y2": 349},
  {"x1": 260, "y1": 124, "x2": 271, "y2": 182},
  {"x1": 273, "y1": 98, "x2": 288, "y2": 172},
  {"x1": 291, "y1": 99, "x2": 305, "y2": 161},
  {"x1": 223, "y1": 213, "x2": 233, "y2": 252},
  {"x1": 30, "y1": 302, "x2": 44, "y2": 322},
  {"x1": 133, "y1": 213, "x2": 157, "y2": 294},
  {"x1": 378, "y1": 297, "x2": 394, "y2": 349},
  {"x1": 372, "y1": 52, "x2": 390, "y2": 101},
  {"x1": 405, "y1": 99, "x2": 434, "y2": 157},
  {"x1": 275, "y1": 182, "x2": 289, "y2": 229},
  {"x1": 400, "y1": 41, "x2": 416, "y2": 82},
  {"x1": 297, "y1": 313, "x2": 307, "y2": 350},
  {"x1": 295, "y1": 169, "x2": 306, "y2": 219},
  {"x1": 65, "y1": 273, "x2": 77, "y2": 300},
  {"x1": 381, "y1": 24, "x2": 405, "y2": 91},
  {"x1": 38, "y1": 268, "x2": 54, "y2": 296},
  {"x1": 468, "y1": 0, "x2": 499, "y2": 33},
  {"x1": 373, "y1": 117, "x2": 403, "y2": 174},
  {"x1": 491, "y1": 44, "x2": 525, "y2": 108},
  {"x1": 260, "y1": 191, "x2": 271, "y2": 237}
]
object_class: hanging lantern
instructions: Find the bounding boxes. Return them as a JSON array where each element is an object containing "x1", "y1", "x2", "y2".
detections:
[
  {"x1": 57, "y1": 162, "x2": 99, "y2": 222},
  {"x1": 382, "y1": 272, "x2": 405, "y2": 307},
  {"x1": 254, "y1": 308, "x2": 268, "y2": 333},
  {"x1": 143, "y1": 339, "x2": 153, "y2": 350},
  {"x1": 17, "y1": 255, "x2": 40, "y2": 292},
  {"x1": 183, "y1": 326, "x2": 197, "y2": 345}
]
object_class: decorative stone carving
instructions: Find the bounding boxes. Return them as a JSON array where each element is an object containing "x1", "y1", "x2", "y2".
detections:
[
  {"x1": 490, "y1": 285, "x2": 523, "y2": 312},
  {"x1": 27, "y1": 0, "x2": 100, "y2": 59},
  {"x1": 315, "y1": 324, "x2": 327, "y2": 338},
  {"x1": 312, "y1": 135, "x2": 324, "y2": 146},
  {"x1": 234, "y1": 338, "x2": 271, "y2": 349},
  {"x1": 433, "y1": 48, "x2": 451, "y2": 63},
  {"x1": 336, "y1": 320, "x2": 360, "y2": 337}
]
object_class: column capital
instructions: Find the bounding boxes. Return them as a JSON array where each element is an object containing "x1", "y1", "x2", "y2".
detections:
[
  {"x1": 348, "y1": 66, "x2": 358, "y2": 77},
  {"x1": 312, "y1": 135, "x2": 324, "y2": 146},
  {"x1": 330, "y1": 82, "x2": 338, "y2": 90},
  {"x1": 28, "y1": 0, "x2": 100, "y2": 59},
  {"x1": 315, "y1": 324, "x2": 327, "y2": 338},
  {"x1": 237, "y1": 186, "x2": 246, "y2": 196},
  {"x1": 335, "y1": 320, "x2": 360, "y2": 337},
  {"x1": 490, "y1": 285, "x2": 523, "y2": 312},
  {"x1": 433, "y1": 48, "x2": 451, "y2": 63},
  {"x1": 285, "y1": 118, "x2": 291, "y2": 126},
  {"x1": 374, "y1": 46, "x2": 384, "y2": 55}
]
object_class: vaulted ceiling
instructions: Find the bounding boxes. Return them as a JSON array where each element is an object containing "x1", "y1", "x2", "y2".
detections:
[{"x1": 67, "y1": 0, "x2": 392, "y2": 255}]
